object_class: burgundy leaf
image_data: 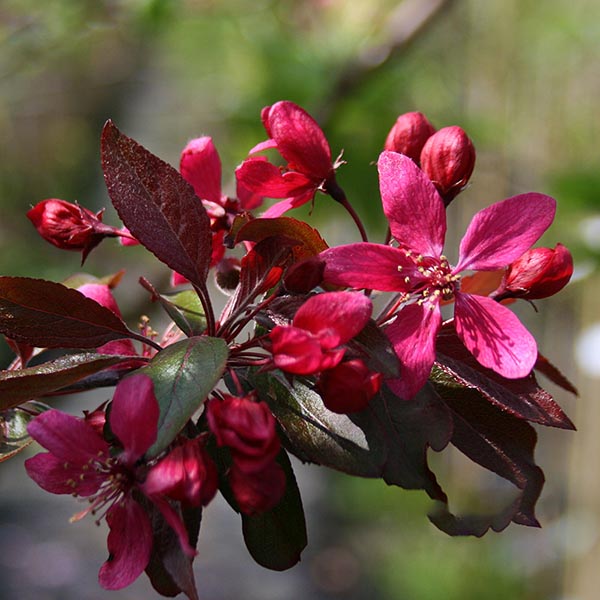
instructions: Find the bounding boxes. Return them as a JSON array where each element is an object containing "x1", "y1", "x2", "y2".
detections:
[
  {"x1": 432, "y1": 386, "x2": 546, "y2": 535},
  {"x1": 435, "y1": 324, "x2": 574, "y2": 430},
  {"x1": 101, "y1": 120, "x2": 212, "y2": 289},
  {"x1": 0, "y1": 353, "x2": 140, "y2": 410},
  {"x1": 0, "y1": 277, "x2": 146, "y2": 349},
  {"x1": 535, "y1": 353, "x2": 579, "y2": 395}
]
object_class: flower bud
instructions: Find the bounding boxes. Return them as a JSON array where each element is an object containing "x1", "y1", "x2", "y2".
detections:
[
  {"x1": 420, "y1": 126, "x2": 476, "y2": 205},
  {"x1": 496, "y1": 244, "x2": 573, "y2": 300},
  {"x1": 317, "y1": 359, "x2": 382, "y2": 414},
  {"x1": 142, "y1": 438, "x2": 218, "y2": 507},
  {"x1": 206, "y1": 394, "x2": 280, "y2": 473},
  {"x1": 27, "y1": 199, "x2": 117, "y2": 262},
  {"x1": 229, "y1": 461, "x2": 286, "y2": 516},
  {"x1": 384, "y1": 112, "x2": 436, "y2": 163}
]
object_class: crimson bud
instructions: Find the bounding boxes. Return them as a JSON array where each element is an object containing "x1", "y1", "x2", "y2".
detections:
[
  {"x1": 420, "y1": 126, "x2": 476, "y2": 205},
  {"x1": 384, "y1": 111, "x2": 436, "y2": 163}
]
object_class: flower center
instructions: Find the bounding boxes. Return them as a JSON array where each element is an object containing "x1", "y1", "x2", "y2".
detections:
[{"x1": 413, "y1": 255, "x2": 460, "y2": 307}]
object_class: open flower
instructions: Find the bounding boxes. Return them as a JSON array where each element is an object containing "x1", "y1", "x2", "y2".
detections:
[
  {"x1": 235, "y1": 101, "x2": 338, "y2": 217},
  {"x1": 321, "y1": 151, "x2": 556, "y2": 399},
  {"x1": 25, "y1": 374, "x2": 197, "y2": 590},
  {"x1": 269, "y1": 291, "x2": 373, "y2": 375}
]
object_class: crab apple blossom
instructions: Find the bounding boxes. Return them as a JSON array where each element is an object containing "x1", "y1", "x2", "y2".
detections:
[
  {"x1": 495, "y1": 243, "x2": 574, "y2": 300},
  {"x1": 420, "y1": 125, "x2": 476, "y2": 205},
  {"x1": 269, "y1": 291, "x2": 373, "y2": 375},
  {"x1": 321, "y1": 151, "x2": 556, "y2": 399},
  {"x1": 235, "y1": 101, "x2": 339, "y2": 218},
  {"x1": 228, "y1": 460, "x2": 286, "y2": 516},
  {"x1": 384, "y1": 111, "x2": 436, "y2": 163},
  {"x1": 24, "y1": 374, "x2": 198, "y2": 590}
]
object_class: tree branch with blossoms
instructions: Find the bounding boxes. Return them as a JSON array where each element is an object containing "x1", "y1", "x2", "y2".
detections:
[{"x1": 0, "y1": 100, "x2": 576, "y2": 598}]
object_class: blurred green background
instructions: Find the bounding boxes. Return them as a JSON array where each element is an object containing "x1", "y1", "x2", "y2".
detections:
[{"x1": 1, "y1": 0, "x2": 599, "y2": 598}]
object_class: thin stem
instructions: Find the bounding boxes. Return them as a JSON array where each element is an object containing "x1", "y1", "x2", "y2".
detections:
[
  {"x1": 325, "y1": 179, "x2": 369, "y2": 242},
  {"x1": 194, "y1": 283, "x2": 216, "y2": 337}
]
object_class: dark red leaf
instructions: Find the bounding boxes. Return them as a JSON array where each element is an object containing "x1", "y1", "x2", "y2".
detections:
[
  {"x1": 101, "y1": 120, "x2": 212, "y2": 289},
  {"x1": 435, "y1": 324, "x2": 574, "y2": 430},
  {"x1": 0, "y1": 352, "x2": 140, "y2": 410},
  {"x1": 0, "y1": 277, "x2": 146, "y2": 349},
  {"x1": 431, "y1": 384, "x2": 546, "y2": 535},
  {"x1": 535, "y1": 353, "x2": 579, "y2": 395}
]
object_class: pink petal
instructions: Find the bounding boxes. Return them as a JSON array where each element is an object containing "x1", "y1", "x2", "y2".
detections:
[
  {"x1": 454, "y1": 293, "x2": 537, "y2": 378},
  {"x1": 266, "y1": 101, "x2": 332, "y2": 180},
  {"x1": 235, "y1": 157, "x2": 313, "y2": 198},
  {"x1": 321, "y1": 243, "x2": 425, "y2": 291},
  {"x1": 455, "y1": 193, "x2": 557, "y2": 272},
  {"x1": 77, "y1": 283, "x2": 123, "y2": 317},
  {"x1": 98, "y1": 500, "x2": 153, "y2": 590},
  {"x1": 261, "y1": 190, "x2": 314, "y2": 218},
  {"x1": 378, "y1": 151, "x2": 446, "y2": 257},
  {"x1": 179, "y1": 137, "x2": 222, "y2": 204},
  {"x1": 27, "y1": 410, "x2": 109, "y2": 462},
  {"x1": 110, "y1": 374, "x2": 159, "y2": 464},
  {"x1": 25, "y1": 452, "x2": 104, "y2": 496},
  {"x1": 150, "y1": 496, "x2": 197, "y2": 557},
  {"x1": 248, "y1": 138, "x2": 278, "y2": 155},
  {"x1": 293, "y1": 291, "x2": 372, "y2": 346},
  {"x1": 385, "y1": 302, "x2": 442, "y2": 400}
]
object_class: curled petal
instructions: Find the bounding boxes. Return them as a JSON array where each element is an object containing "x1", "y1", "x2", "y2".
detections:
[
  {"x1": 293, "y1": 291, "x2": 372, "y2": 346},
  {"x1": 98, "y1": 501, "x2": 153, "y2": 590},
  {"x1": 455, "y1": 193, "x2": 557, "y2": 272},
  {"x1": 180, "y1": 136, "x2": 222, "y2": 204},
  {"x1": 454, "y1": 293, "x2": 537, "y2": 378},
  {"x1": 321, "y1": 243, "x2": 424, "y2": 292},
  {"x1": 264, "y1": 101, "x2": 333, "y2": 180},
  {"x1": 378, "y1": 151, "x2": 446, "y2": 257},
  {"x1": 385, "y1": 302, "x2": 442, "y2": 400},
  {"x1": 236, "y1": 158, "x2": 313, "y2": 199},
  {"x1": 261, "y1": 190, "x2": 315, "y2": 218},
  {"x1": 110, "y1": 374, "x2": 159, "y2": 465}
]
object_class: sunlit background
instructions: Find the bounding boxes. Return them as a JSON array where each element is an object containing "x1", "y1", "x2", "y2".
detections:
[{"x1": 1, "y1": 0, "x2": 599, "y2": 598}]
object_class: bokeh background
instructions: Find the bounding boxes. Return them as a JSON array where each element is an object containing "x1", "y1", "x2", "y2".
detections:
[{"x1": 1, "y1": 0, "x2": 599, "y2": 598}]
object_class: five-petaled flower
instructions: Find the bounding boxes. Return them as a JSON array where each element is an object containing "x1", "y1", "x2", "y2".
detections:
[
  {"x1": 25, "y1": 374, "x2": 204, "y2": 590},
  {"x1": 321, "y1": 151, "x2": 557, "y2": 399},
  {"x1": 235, "y1": 101, "x2": 339, "y2": 217}
]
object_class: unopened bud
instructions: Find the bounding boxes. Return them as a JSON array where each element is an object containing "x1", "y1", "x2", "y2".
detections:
[
  {"x1": 384, "y1": 111, "x2": 436, "y2": 163},
  {"x1": 317, "y1": 359, "x2": 382, "y2": 414},
  {"x1": 420, "y1": 126, "x2": 476, "y2": 205},
  {"x1": 496, "y1": 244, "x2": 573, "y2": 300}
]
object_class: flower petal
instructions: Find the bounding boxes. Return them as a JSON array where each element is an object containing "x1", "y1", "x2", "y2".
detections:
[
  {"x1": 321, "y1": 243, "x2": 424, "y2": 292},
  {"x1": 378, "y1": 151, "x2": 446, "y2": 257},
  {"x1": 454, "y1": 293, "x2": 537, "y2": 378},
  {"x1": 110, "y1": 374, "x2": 159, "y2": 464},
  {"x1": 265, "y1": 101, "x2": 333, "y2": 180},
  {"x1": 180, "y1": 137, "x2": 222, "y2": 204},
  {"x1": 293, "y1": 291, "x2": 372, "y2": 345},
  {"x1": 385, "y1": 302, "x2": 441, "y2": 400},
  {"x1": 150, "y1": 496, "x2": 197, "y2": 557},
  {"x1": 98, "y1": 500, "x2": 153, "y2": 590},
  {"x1": 25, "y1": 452, "x2": 104, "y2": 496},
  {"x1": 455, "y1": 193, "x2": 557, "y2": 272},
  {"x1": 236, "y1": 157, "x2": 313, "y2": 199},
  {"x1": 27, "y1": 409, "x2": 108, "y2": 463},
  {"x1": 270, "y1": 326, "x2": 328, "y2": 374},
  {"x1": 261, "y1": 190, "x2": 315, "y2": 218}
]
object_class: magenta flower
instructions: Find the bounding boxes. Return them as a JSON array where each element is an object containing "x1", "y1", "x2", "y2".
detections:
[
  {"x1": 25, "y1": 374, "x2": 196, "y2": 590},
  {"x1": 269, "y1": 291, "x2": 373, "y2": 375},
  {"x1": 321, "y1": 151, "x2": 556, "y2": 399},
  {"x1": 235, "y1": 101, "x2": 337, "y2": 217}
]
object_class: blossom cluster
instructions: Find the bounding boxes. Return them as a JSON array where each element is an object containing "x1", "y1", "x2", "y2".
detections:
[{"x1": 0, "y1": 101, "x2": 575, "y2": 598}]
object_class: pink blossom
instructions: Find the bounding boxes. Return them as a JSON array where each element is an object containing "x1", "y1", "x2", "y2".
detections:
[
  {"x1": 25, "y1": 374, "x2": 197, "y2": 590},
  {"x1": 269, "y1": 291, "x2": 373, "y2": 375},
  {"x1": 321, "y1": 151, "x2": 556, "y2": 399},
  {"x1": 235, "y1": 101, "x2": 337, "y2": 217}
]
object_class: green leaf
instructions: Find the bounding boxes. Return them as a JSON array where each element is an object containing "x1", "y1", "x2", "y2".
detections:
[
  {"x1": 241, "y1": 450, "x2": 307, "y2": 571},
  {"x1": 0, "y1": 353, "x2": 140, "y2": 410},
  {"x1": 159, "y1": 290, "x2": 207, "y2": 337},
  {"x1": 142, "y1": 337, "x2": 228, "y2": 457}
]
